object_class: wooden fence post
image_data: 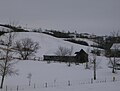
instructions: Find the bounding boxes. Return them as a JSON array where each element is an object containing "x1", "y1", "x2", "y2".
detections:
[
  {"x1": 105, "y1": 78, "x2": 106, "y2": 83},
  {"x1": 54, "y1": 79, "x2": 56, "y2": 87},
  {"x1": 34, "y1": 83, "x2": 36, "y2": 88},
  {"x1": 6, "y1": 85, "x2": 7, "y2": 91},
  {"x1": 17, "y1": 85, "x2": 19, "y2": 91},
  {"x1": 45, "y1": 83, "x2": 47, "y2": 88},
  {"x1": 113, "y1": 76, "x2": 115, "y2": 82},
  {"x1": 91, "y1": 78, "x2": 93, "y2": 84},
  {"x1": 68, "y1": 80, "x2": 71, "y2": 86}
]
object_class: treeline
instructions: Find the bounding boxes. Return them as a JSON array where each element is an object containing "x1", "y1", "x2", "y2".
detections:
[
  {"x1": 42, "y1": 30, "x2": 73, "y2": 38},
  {"x1": 1, "y1": 24, "x2": 120, "y2": 52},
  {"x1": 0, "y1": 24, "x2": 28, "y2": 36},
  {"x1": 65, "y1": 39, "x2": 89, "y2": 46},
  {"x1": 0, "y1": 24, "x2": 28, "y2": 32}
]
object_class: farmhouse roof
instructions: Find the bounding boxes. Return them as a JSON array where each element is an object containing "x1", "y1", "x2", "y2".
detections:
[{"x1": 110, "y1": 43, "x2": 120, "y2": 50}]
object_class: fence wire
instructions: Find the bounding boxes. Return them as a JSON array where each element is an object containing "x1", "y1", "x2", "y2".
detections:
[{"x1": 1, "y1": 77, "x2": 120, "y2": 91}]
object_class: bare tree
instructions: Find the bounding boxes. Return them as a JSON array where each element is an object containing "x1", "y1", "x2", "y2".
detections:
[
  {"x1": 9, "y1": 20, "x2": 19, "y2": 27},
  {"x1": 55, "y1": 46, "x2": 73, "y2": 56},
  {"x1": 15, "y1": 38, "x2": 39, "y2": 60},
  {"x1": 55, "y1": 46, "x2": 73, "y2": 66},
  {"x1": 108, "y1": 57, "x2": 116, "y2": 73},
  {"x1": 110, "y1": 30, "x2": 120, "y2": 38},
  {"x1": 92, "y1": 43, "x2": 97, "y2": 80},
  {"x1": 0, "y1": 32, "x2": 18, "y2": 89},
  {"x1": 93, "y1": 52, "x2": 96, "y2": 80}
]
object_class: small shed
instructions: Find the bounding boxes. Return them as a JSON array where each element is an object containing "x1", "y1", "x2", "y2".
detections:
[{"x1": 75, "y1": 49, "x2": 88, "y2": 63}]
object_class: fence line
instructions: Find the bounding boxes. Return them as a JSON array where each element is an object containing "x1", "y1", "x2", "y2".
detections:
[{"x1": 1, "y1": 77, "x2": 120, "y2": 91}]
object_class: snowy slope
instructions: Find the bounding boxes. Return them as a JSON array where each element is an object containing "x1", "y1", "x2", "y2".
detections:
[
  {"x1": 1, "y1": 32, "x2": 92, "y2": 57},
  {"x1": 0, "y1": 32, "x2": 120, "y2": 91}
]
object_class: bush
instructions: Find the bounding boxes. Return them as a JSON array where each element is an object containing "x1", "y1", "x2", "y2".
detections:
[{"x1": 91, "y1": 49, "x2": 101, "y2": 56}]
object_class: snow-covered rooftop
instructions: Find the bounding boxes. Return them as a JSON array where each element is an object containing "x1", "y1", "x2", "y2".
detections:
[{"x1": 110, "y1": 43, "x2": 120, "y2": 50}]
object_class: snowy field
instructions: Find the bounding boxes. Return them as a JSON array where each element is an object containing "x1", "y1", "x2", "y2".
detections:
[
  {"x1": 0, "y1": 32, "x2": 120, "y2": 91},
  {"x1": 1, "y1": 59, "x2": 120, "y2": 91}
]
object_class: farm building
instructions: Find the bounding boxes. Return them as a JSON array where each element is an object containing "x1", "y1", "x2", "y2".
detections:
[
  {"x1": 43, "y1": 55, "x2": 75, "y2": 63},
  {"x1": 111, "y1": 43, "x2": 120, "y2": 51},
  {"x1": 75, "y1": 49, "x2": 88, "y2": 63},
  {"x1": 43, "y1": 49, "x2": 88, "y2": 63}
]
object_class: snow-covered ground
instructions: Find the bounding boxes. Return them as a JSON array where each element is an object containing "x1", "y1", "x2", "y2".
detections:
[
  {"x1": 25, "y1": 81, "x2": 120, "y2": 91},
  {"x1": 0, "y1": 32, "x2": 120, "y2": 91},
  {"x1": 2, "y1": 59, "x2": 120, "y2": 91}
]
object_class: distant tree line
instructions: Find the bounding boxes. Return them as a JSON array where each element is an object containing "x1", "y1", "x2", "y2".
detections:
[
  {"x1": 65, "y1": 39, "x2": 89, "y2": 46},
  {"x1": 42, "y1": 29, "x2": 73, "y2": 38},
  {"x1": 0, "y1": 24, "x2": 28, "y2": 36}
]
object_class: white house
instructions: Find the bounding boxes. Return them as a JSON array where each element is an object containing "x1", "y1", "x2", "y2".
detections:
[{"x1": 110, "y1": 43, "x2": 120, "y2": 51}]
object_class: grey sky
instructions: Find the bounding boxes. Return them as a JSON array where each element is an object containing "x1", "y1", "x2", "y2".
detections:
[{"x1": 0, "y1": 0, "x2": 120, "y2": 35}]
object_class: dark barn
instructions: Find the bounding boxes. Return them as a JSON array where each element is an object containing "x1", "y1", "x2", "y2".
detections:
[
  {"x1": 43, "y1": 55, "x2": 75, "y2": 63},
  {"x1": 43, "y1": 49, "x2": 88, "y2": 63},
  {"x1": 75, "y1": 49, "x2": 88, "y2": 63}
]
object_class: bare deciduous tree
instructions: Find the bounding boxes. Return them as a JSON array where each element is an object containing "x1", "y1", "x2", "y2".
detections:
[
  {"x1": 55, "y1": 46, "x2": 73, "y2": 56},
  {"x1": 0, "y1": 32, "x2": 18, "y2": 89},
  {"x1": 110, "y1": 30, "x2": 120, "y2": 38},
  {"x1": 55, "y1": 46, "x2": 73, "y2": 66},
  {"x1": 15, "y1": 38, "x2": 39, "y2": 60}
]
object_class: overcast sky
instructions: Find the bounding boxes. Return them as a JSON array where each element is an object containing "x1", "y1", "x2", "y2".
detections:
[{"x1": 0, "y1": 0, "x2": 120, "y2": 35}]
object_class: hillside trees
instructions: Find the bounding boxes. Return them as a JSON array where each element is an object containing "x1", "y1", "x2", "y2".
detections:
[
  {"x1": 0, "y1": 32, "x2": 18, "y2": 89},
  {"x1": 14, "y1": 38, "x2": 39, "y2": 60}
]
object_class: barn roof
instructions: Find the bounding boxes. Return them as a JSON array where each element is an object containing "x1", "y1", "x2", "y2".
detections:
[{"x1": 75, "y1": 49, "x2": 87, "y2": 55}]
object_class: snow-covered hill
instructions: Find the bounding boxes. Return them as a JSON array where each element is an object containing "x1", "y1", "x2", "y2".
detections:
[
  {"x1": 1, "y1": 32, "x2": 93, "y2": 57},
  {"x1": 0, "y1": 32, "x2": 120, "y2": 91}
]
